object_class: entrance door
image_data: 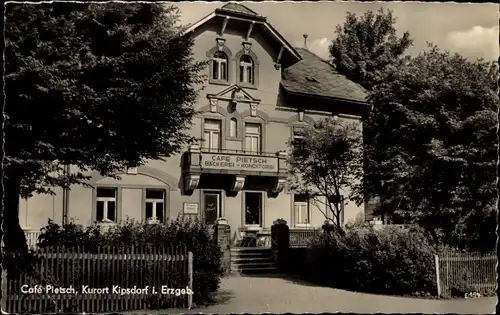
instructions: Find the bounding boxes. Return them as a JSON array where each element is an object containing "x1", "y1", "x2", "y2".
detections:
[
  {"x1": 204, "y1": 191, "x2": 221, "y2": 225},
  {"x1": 244, "y1": 192, "x2": 262, "y2": 226}
]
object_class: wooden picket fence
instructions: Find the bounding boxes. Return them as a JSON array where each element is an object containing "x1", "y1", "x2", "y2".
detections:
[
  {"x1": 5, "y1": 246, "x2": 193, "y2": 313},
  {"x1": 436, "y1": 251, "x2": 496, "y2": 298}
]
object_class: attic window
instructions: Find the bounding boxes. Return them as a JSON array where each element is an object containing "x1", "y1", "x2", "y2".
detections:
[{"x1": 305, "y1": 76, "x2": 317, "y2": 82}]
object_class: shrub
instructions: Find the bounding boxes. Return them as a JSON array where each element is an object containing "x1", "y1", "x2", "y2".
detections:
[
  {"x1": 36, "y1": 217, "x2": 223, "y2": 305},
  {"x1": 304, "y1": 222, "x2": 437, "y2": 296}
]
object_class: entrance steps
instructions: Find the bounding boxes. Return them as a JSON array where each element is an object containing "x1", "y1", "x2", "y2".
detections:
[{"x1": 230, "y1": 247, "x2": 278, "y2": 275}]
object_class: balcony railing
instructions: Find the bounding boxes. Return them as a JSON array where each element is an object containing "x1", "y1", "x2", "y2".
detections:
[
  {"x1": 185, "y1": 145, "x2": 288, "y2": 176},
  {"x1": 199, "y1": 148, "x2": 282, "y2": 158},
  {"x1": 289, "y1": 228, "x2": 321, "y2": 248}
]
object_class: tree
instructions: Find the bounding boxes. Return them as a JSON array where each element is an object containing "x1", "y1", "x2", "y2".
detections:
[
  {"x1": 365, "y1": 44, "x2": 498, "y2": 248},
  {"x1": 4, "y1": 3, "x2": 205, "y2": 261},
  {"x1": 328, "y1": 9, "x2": 413, "y2": 224},
  {"x1": 329, "y1": 8, "x2": 413, "y2": 91},
  {"x1": 288, "y1": 118, "x2": 364, "y2": 227}
]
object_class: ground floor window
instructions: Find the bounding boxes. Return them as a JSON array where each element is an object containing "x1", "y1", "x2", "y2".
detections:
[
  {"x1": 293, "y1": 194, "x2": 310, "y2": 226},
  {"x1": 244, "y1": 192, "x2": 262, "y2": 226},
  {"x1": 145, "y1": 189, "x2": 165, "y2": 222},
  {"x1": 204, "y1": 191, "x2": 222, "y2": 225},
  {"x1": 96, "y1": 188, "x2": 117, "y2": 222}
]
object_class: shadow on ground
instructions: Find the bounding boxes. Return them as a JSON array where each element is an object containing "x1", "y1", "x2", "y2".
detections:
[
  {"x1": 241, "y1": 272, "x2": 326, "y2": 288},
  {"x1": 193, "y1": 288, "x2": 236, "y2": 310},
  {"x1": 241, "y1": 273, "x2": 441, "y2": 300}
]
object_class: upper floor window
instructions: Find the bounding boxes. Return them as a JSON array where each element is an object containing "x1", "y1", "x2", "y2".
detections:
[
  {"x1": 204, "y1": 119, "x2": 221, "y2": 152},
  {"x1": 96, "y1": 188, "x2": 117, "y2": 222},
  {"x1": 212, "y1": 51, "x2": 228, "y2": 81},
  {"x1": 239, "y1": 55, "x2": 254, "y2": 84},
  {"x1": 245, "y1": 123, "x2": 261, "y2": 154},
  {"x1": 229, "y1": 118, "x2": 238, "y2": 137},
  {"x1": 145, "y1": 189, "x2": 165, "y2": 222},
  {"x1": 292, "y1": 127, "x2": 305, "y2": 150}
]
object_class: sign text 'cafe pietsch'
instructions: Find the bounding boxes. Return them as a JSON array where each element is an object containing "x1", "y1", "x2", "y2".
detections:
[{"x1": 202, "y1": 153, "x2": 278, "y2": 172}]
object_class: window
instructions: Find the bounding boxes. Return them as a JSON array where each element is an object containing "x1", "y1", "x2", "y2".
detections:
[
  {"x1": 294, "y1": 194, "x2": 311, "y2": 226},
  {"x1": 145, "y1": 189, "x2": 165, "y2": 222},
  {"x1": 96, "y1": 188, "x2": 117, "y2": 222},
  {"x1": 239, "y1": 55, "x2": 254, "y2": 84},
  {"x1": 229, "y1": 118, "x2": 237, "y2": 137},
  {"x1": 204, "y1": 191, "x2": 222, "y2": 225},
  {"x1": 292, "y1": 127, "x2": 305, "y2": 149},
  {"x1": 245, "y1": 192, "x2": 262, "y2": 226},
  {"x1": 212, "y1": 51, "x2": 228, "y2": 81},
  {"x1": 245, "y1": 123, "x2": 261, "y2": 154},
  {"x1": 203, "y1": 119, "x2": 221, "y2": 151}
]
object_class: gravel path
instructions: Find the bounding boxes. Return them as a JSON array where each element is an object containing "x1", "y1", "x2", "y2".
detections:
[{"x1": 122, "y1": 274, "x2": 496, "y2": 314}]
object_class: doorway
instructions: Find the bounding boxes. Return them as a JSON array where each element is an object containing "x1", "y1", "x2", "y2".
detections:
[{"x1": 203, "y1": 191, "x2": 222, "y2": 225}]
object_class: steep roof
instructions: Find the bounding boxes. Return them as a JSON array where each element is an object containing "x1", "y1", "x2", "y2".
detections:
[
  {"x1": 281, "y1": 48, "x2": 368, "y2": 104},
  {"x1": 183, "y1": 4, "x2": 302, "y2": 64},
  {"x1": 219, "y1": 3, "x2": 260, "y2": 17}
]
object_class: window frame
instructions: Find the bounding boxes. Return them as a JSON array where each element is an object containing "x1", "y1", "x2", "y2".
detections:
[
  {"x1": 207, "y1": 45, "x2": 232, "y2": 86},
  {"x1": 244, "y1": 123, "x2": 262, "y2": 154},
  {"x1": 229, "y1": 117, "x2": 238, "y2": 138},
  {"x1": 212, "y1": 51, "x2": 228, "y2": 82},
  {"x1": 291, "y1": 126, "x2": 306, "y2": 150},
  {"x1": 239, "y1": 55, "x2": 254, "y2": 85},
  {"x1": 243, "y1": 191, "x2": 263, "y2": 227},
  {"x1": 202, "y1": 190, "x2": 223, "y2": 225},
  {"x1": 144, "y1": 189, "x2": 166, "y2": 222},
  {"x1": 95, "y1": 187, "x2": 118, "y2": 223},
  {"x1": 234, "y1": 48, "x2": 259, "y2": 89},
  {"x1": 293, "y1": 194, "x2": 311, "y2": 227},
  {"x1": 203, "y1": 119, "x2": 222, "y2": 152}
]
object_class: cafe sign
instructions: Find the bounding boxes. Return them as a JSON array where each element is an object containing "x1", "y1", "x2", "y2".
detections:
[{"x1": 201, "y1": 153, "x2": 278, "y2": 172}]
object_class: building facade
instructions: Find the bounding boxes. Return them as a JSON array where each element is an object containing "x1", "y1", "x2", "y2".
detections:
[{"x1": 19, "y1": 4, "x2": 368, "y2": 241}]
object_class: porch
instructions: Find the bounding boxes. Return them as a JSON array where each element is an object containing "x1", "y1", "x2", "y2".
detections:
[{"x1": 231, "y1": 226, "x2": 321, "y2": 248}]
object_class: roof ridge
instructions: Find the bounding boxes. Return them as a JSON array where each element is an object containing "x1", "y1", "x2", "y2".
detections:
[
  {"x1": 220, "y1": 2, "x2": 259, "y2": 16},
  {"x1": 295, "y1": 47, "x2": 336, "y2": 70}
]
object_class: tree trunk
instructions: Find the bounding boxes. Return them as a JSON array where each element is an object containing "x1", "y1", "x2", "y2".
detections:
[{"x1": 2, "y1": 173, "x2": 29, "y2": 257}]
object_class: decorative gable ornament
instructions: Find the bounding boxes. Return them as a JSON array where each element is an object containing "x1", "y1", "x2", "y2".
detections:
[
  {"x1": 216, "y1": 38, "x2": 226, "y2": 51},
  {"x1": 250, "y1": 104, "x2": 258, "y2": 117},
  {"x1": 209, "y1": 98, "x2": 218, "y2": 112},
  {"x1": 207, "y1": 85, "x2": 261, "y2": 113},
  {"x1": 230, "y1": 87, "x2": 246, "y2": 111},
  {"x1": 242, "y1": 41, "x2": 252, "y2": 55}
]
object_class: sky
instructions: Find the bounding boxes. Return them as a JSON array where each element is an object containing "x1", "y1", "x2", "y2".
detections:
[{"x1": 175, "y1": 1, "x2": 499, "y2": 62}]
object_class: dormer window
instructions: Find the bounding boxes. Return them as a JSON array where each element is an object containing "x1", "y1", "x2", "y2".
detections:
[
  {"x1": 239, "y1": 55, "x2": 254, "y2": 84},
  {"x1": 212, "y1": 51, "x2": 228, "y2": 81}
]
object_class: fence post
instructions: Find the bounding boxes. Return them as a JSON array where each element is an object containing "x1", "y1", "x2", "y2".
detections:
[
  {"x1": 434, "y1": 254, "x2": 441, "y2": 298},
  {"x1": 1, "y1": 266, "x2": 6, "y2": 312},
  {"x1": 271, "y1": 219, "x2": 289, "y2": 272},
  {"x1": 187, "y1": 251, "x2": 193, "y2": 310}
]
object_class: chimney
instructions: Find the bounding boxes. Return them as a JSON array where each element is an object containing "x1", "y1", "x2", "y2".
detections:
[{"x1": 303, "y1": 33, "x2": 308, "y2": 49}]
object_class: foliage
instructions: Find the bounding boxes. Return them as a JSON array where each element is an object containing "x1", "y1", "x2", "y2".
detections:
[
  {"x1": 451, "y1": 207, "x2": 497, "y2": 253},
  {"x1": 329, "y1": 8, "x2": 413, "y2": 90},
  {"x1": 37, "y1": 217, "x2": 222, "y2": 304},
  {"x1": 448, "y1": 271, "x2": 477, "y2": 298},
  {"x1": 4, "y1": 2, "x2": 205, "y2": 259},
  {"x1": 304, "y1": 222, "x2": 437, "y2": 296},
  {"x1": 288, "y1": 118, "x2": 363, "y2": 226},
  {"x1": 363, "y1": 44, "x2": 498, "y2": 250}
]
